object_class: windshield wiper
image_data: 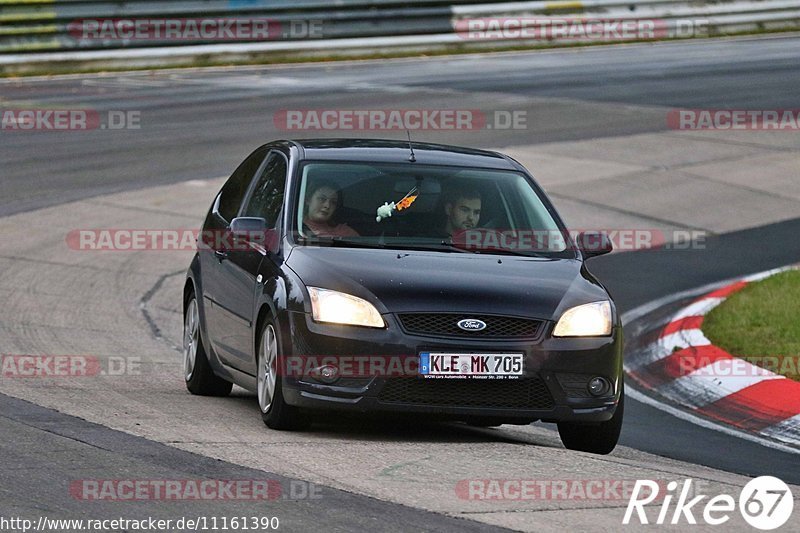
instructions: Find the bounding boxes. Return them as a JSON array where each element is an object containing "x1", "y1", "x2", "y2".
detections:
[
  {"x1": 436, "y1": 239, "x2": 552, "y2": 257},
  {"x1": 297, "y1": 236, "x2": 384, "y2": 249},
  {"x1": 298, "y1": 236, "x2": 472, "y2": 253},
  {"x1": 470, "y1": 246, "x2": 551, "y2": 258},
  {"x1": 330, "y1": 239, "x2": 470, "y2": 253},
  {"x1": 298, "y1": 236, "x2": 553, "y2": 257},
  {"x1": 386, "y1": 241, "x2": 473, "y2": 253}
]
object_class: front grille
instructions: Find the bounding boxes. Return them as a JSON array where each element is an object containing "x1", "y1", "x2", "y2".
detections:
[
  {"x1": 378, "y1": 377, "x2": 554, "y2": 410},
  {"x1": 398, "y1": 313, "x2": 544, "y2": 339}
]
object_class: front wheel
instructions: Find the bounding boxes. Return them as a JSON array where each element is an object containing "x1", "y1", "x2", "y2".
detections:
[
  {"x1": 557, "y1": 388, "x2": 624, "y2": 455},
  {"x1": 184, "y1": 293, "x2": 232, "y2": 397},
  {"x1": 257, "y1": 320, "x2": 309, "y2": 430}
]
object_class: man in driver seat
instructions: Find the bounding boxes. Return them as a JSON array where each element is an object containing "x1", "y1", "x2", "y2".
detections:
[{"x1": 435, "y1": 187, "x2": 482, "y2": 238}]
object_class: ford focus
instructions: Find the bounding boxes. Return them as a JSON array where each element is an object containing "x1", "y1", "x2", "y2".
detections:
[{"x1": 183, "y1": 139, "x2": 624, "y2": 454}]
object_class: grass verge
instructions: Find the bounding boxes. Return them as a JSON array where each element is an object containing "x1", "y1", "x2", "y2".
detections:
[{"x1": 703, "y1": 270, "x2": 800, "y2": 381}]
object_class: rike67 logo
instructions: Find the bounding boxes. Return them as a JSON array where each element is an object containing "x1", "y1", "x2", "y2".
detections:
[{"x1": 624, "y1": 476, "x2": 794, "y2": 530}]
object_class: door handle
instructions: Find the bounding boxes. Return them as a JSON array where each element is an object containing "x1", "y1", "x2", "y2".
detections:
[{"x1": 214, "y1": 249, "x2": 228, "y2": 260}]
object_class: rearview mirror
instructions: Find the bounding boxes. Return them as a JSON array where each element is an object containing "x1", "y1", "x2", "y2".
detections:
[
  {"x1": 576, "y1": 231, "x2": 613, "y2": 258},
  {"x1": 393, "y1": 179, "x2": 441, "y2": 194}
]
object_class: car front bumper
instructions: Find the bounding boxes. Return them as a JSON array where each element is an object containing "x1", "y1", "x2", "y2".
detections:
[{"x1": 280, "y1": 311, "x2": 623, "y2": 423}]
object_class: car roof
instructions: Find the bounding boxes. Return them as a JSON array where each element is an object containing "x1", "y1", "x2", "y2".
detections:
[{"x1": 285, "y1": 139, "x2": 520, "y2": 171}]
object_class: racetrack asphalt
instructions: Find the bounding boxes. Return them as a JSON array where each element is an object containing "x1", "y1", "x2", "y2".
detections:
[
  {"x1": 3, "y1": 34, "x2": 800, "y2": 217},
  {"x1": 1, "y1": 35, "x2": 799, "y2": 530}
]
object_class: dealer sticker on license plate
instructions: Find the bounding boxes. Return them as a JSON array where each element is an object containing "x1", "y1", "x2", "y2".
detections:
[{"x1": 419, "y1": 352, "x2": 523, "y2": 379}]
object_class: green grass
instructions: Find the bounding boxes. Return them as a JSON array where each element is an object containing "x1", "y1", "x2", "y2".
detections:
[{"x1": 703, "y1": 270, "x2": 800, "y2": 381}]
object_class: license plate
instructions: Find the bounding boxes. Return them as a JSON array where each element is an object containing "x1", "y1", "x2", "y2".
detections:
[{"x1": 419, "y1": 352, "x2": 523, "y2": 378}]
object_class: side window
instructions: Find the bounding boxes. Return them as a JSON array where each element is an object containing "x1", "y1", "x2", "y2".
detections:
[
  {"x1": 217, "y1": 147, "x2": 268, "y2": 222},
  {"x1": 241, "y1": 152, "x2": 287, "y2": 227}
]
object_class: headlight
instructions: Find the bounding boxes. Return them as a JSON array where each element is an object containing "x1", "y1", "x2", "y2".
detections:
[
  {"x1": 307, "y1": 287, "x2": 385, "y2": 328},
  {"x1": 553, "y1": 301, "x2": 612, "y2": 337}
]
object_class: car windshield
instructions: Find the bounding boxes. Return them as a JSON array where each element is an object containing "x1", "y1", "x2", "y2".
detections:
[{"x1": 293, "y1": 161, "x2": 574, "y2": 257}]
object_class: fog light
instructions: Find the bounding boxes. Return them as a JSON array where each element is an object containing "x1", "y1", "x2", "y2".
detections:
[
  {"x1": 314, "y1": 365, "x2": 339, "y2": 384},
  {"x1": 588, "y1": 377, "x2": 610, "y2": 396}
]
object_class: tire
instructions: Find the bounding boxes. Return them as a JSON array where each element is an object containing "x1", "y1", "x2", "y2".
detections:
[
  {"x1": 183, "y1": 292, "x2": 233, "y2": 397},
  {"x1": 257, "y1": 319, "x2": 309, "y2": 430},
  {"x1": 557, "y1": 387, "x2": 624, "y2": 455}
]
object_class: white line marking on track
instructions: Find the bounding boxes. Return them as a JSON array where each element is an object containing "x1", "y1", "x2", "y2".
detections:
[
  {"x1": 743, "y1": 267, "x2": 789, "y2": 282},
  {"x1": 659, "y1": 328, "x2": 711, "y2": 354},
  {"x1": 670, "y1": 297, "x2": 724, "y2": 320},
  {"x1": 659, "y1": 368, "x2": 784, "y2": 409},
  {"x1": 761, "y1": 414, "x2": 800, "y2": 447},
  {"x1": 626, "y1": 329, "x2": 711, "y2": 370},
  {"x1": 620, "y1": 280, "x2": 734, "y2": 326},
  {"x1": 626, "y1": 384, "x2": 800, "y2": 455}
]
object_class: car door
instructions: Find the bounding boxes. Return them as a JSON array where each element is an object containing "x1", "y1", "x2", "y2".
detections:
[
  {"x1": 212, "y1": 150, "x2": 288, "y2": 375},
  {"x1": 200, "y1": 146, "x2": 269, "y2": 366}
]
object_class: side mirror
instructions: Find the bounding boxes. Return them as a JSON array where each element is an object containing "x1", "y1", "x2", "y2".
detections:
[
  {"x1": 576, "y1": 231, "x2": 613, "y2": 258},
  {"x1": 230, "y1": 217, "x2": 279, "y2": 254},
  {"x1": 230, "y1": 217, "x2": 267, "y2": 239}
]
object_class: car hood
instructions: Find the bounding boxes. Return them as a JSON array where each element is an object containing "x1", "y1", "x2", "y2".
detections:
[{"x1": 285, "y1": 247, "x2": 609, "y2": 320}]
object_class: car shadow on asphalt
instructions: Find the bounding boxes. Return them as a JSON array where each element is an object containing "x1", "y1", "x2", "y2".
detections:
[{"x1": 224, "y1": 389, "x2": 562, "y2": 448}]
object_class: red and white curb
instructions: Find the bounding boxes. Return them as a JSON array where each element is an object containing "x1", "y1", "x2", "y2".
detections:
[{"x1": 626, "y1": 266, "x2": 800, "y2": 448}]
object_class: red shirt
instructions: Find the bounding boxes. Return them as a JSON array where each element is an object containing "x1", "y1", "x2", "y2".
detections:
[{"x1": 303, "y1": 218, "x2": 359, "y2": 238}]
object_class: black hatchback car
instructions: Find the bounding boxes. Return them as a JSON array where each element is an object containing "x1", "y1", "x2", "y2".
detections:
[{"x1": 183, "y1": 139, "x2": 624, "y2": 454}]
